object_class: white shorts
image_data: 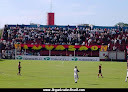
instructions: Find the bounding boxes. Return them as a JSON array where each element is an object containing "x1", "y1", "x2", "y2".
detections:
[
  {"x1": 74, "y1": 74, "x2": 79, "y2": 79},
  {"x1": 126, "y1": 72, "x2": 128, "y2": 77}
]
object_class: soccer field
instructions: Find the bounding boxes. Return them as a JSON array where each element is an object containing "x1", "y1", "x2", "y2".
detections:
[{"x1": 0, "y1": 60, "x2": 128, "y2": 88}]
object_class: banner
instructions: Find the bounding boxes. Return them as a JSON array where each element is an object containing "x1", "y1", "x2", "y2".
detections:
[
  {"x1": 21, "y1": 44, "x2": 102, "y2": 51},
  {"x1": 16, "y1": 55, "x2": 100, "y2": 61},
  {"x1": 14, "y1": 44, "x2": 21, "y2": 50},
  {"x1": 100, "y1": 45, "x2": 108, "y2": 51}
]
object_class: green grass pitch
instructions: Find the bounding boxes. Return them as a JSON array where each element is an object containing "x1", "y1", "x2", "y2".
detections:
[{"x1": 0, "y1": 59, "x2": 128, "y2": 88}]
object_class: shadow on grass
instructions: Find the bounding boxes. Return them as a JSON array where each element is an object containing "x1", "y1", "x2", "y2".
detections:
[
  {"x1": 89, "y1": 84, "x2": 99, "y2": 85},
  {"x1": 108, "y1": 78, "x2": 121, "y2": 80},
  {"x1": 0, "y1": 59, "x2": 5, "y2": 62}
]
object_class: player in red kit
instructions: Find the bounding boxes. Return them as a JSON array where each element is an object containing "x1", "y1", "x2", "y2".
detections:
[
  {"x1": 17, "y1": 62, "x2": 21, "y2": 76},
  {"x1": 98, "y1": 64, "x2": 103, "y2": 78}
]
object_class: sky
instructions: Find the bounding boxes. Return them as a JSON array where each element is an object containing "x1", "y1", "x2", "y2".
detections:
[{"x1": 0, "y1": 0, "x2": 128, "y2": 28}]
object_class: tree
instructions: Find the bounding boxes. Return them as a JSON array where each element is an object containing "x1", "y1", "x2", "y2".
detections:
[
  {"x1": 0, "y1": 29, "x2": 3, "y2": 39},
  {"x1": 115, "y1": 22, "x2": 128, "y2": 27}
]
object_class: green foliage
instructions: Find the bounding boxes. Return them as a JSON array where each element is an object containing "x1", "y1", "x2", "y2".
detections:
[
  {"x1": 115, "y1": 22, "x2": 128, "y2": 27},
  {"x1": 0, "y1": 29, "x2": 3, "y2": 39}
]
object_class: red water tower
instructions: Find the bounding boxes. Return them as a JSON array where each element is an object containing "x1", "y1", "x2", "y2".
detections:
[{"x1": 47, "y1": 13, "x2": 55, "y2": 25}]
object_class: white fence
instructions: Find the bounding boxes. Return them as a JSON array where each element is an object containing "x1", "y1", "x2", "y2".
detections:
[
  {"x1": 100, "y1": 51, "x2": 125, "y2": 60},
  {"x1": 16, "y1": 55, "x2": 100, "y2": 61}
]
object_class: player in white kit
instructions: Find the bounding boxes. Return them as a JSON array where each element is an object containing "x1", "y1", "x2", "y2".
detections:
[
  {"x1": 125, "y1": 69, "x2": 128, "y2": 82},
  {"x1": 74, "y1": 66, "x2": 80, "y2": 83}
]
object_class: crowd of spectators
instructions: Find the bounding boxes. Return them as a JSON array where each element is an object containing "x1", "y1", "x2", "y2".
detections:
[
  {"x1": 0, "y1": 25, "x2": 128, "y2": 58},
  {"x1": 2, "y1": 25, "x2": 128, "y2": 51}
]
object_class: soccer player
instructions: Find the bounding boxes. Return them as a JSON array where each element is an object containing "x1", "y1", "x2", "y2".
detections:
[
  {"x1": 98, "y1": 64, "x2": 103, "y2": 78},
  {"x1": 17, "y1": 62, "x2": 21, "y2": 76},
  {"x1": 74, "y1": 66, "x2": 80, "y2": 83},
  {"x1": 125, "y1": 69, "x2": 128, "y2": 82}
]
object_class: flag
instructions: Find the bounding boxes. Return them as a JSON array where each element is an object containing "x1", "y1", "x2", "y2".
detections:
[{"x1": 14, "y1": 44, "x2": 21, "y2": 50}]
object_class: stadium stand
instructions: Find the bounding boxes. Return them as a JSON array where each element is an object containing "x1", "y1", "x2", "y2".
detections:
[{"x1": 1, "y1": 24, "x2": 128, "y2": 59}]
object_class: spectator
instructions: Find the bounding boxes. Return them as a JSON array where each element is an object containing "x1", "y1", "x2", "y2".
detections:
[{"x1": 1, "y1": 25, "x2": 128, "y2": 58}]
